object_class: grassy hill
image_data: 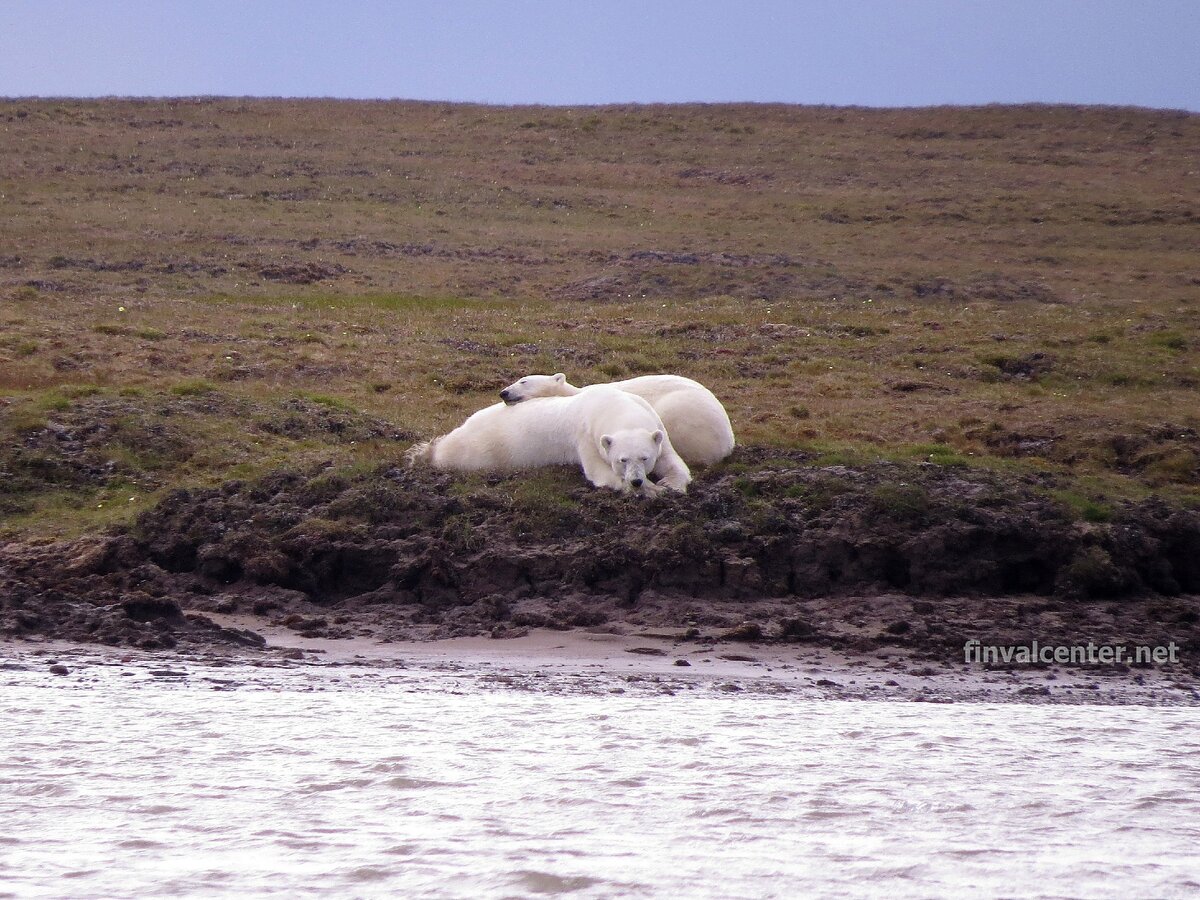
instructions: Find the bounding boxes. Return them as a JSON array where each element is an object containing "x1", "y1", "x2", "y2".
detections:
[{"x1": 1, "y1": 98, "x2": 1198, "y2": 539}]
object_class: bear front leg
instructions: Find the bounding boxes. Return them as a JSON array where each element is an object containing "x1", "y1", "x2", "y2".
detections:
[
  {"x1": 578, "y1": 446, "x2": 627, "y2": 491},
  {"x1": 639, "y1": 478, "x2": 666, "y2": 496},
  {"x1": 652, "y1": 449, "x2": 691, "y2": 493}
]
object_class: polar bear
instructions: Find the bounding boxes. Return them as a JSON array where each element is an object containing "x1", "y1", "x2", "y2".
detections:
[
  {"x1": 407, "y1": 385, "x2": 691, "y2": 493},
  {"x1": 499, "y1": 373, "x2": 735, "y2": 465}
]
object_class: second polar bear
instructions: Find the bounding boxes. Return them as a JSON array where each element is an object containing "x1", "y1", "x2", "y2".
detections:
[
  {"x1": 499, "y1": 373, "x2": 735, "y2": 465},
  {"x1": 407, "y1": 385, "x2": 691, "y2": 493}
]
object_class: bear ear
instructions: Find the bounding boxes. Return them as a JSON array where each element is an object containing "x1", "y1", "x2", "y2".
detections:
[
  {"x1": 600, "y1": 434, "x2": 614, "y2": 451},
  {"x1": 652, "y1": 430, "x2": 664, "y2": 446},
  {"x1": 553, "y1": 373, "x2": 565, "y2": 384}
]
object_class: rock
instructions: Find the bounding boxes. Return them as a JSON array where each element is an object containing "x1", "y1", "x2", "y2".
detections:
[
  {"x1": 722, "y1": 623, "x2": 763, "y2": 642},
  {"x1": 490, "y1": 625, "x2": 530, "y2": 639},
  {"x1": 122, "y1": 596, "x2": 184, "y2": 623},
  {"x1": 48, "y1": 664, "x2": 69, "y2": 676},
  {"x1": 777, "y1": 618, "x2": 816, "y2": 641},
  {"x1": 61, "y1": 538, "x2": 117, "y2": 577}
]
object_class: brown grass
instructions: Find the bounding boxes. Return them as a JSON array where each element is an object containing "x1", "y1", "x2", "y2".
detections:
[{"x1": 1, "y1": 98, "x2": 1197, "y2": 536}]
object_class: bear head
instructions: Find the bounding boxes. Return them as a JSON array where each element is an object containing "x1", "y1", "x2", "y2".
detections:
[
  {"x1": 499, "y1": 372, "x2": 569, "y2": 405},
  {"x1": 599, "y1": 428, "x2": 663, "y2": 491}
]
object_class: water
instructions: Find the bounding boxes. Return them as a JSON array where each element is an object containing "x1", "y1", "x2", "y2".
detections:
[{"x1": 2, "y1": 657, "x2": 1199, "y2": 899}]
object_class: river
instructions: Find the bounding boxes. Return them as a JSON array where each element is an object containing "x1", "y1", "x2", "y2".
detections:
[{"x1": 2, "y1": 650, "x2": 1198, "y2": 899}]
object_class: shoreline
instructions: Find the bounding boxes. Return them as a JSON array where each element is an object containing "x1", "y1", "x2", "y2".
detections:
[{"x1": 5, "y1": 624, "x2": 1198, "y2": 707}]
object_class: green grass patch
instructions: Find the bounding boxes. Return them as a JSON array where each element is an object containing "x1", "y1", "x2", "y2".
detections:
[
  {"x1": 0, "y1": 337, "x2": 39, "y2": 356},
  {"x1": 302, "y1": 393, "x2": 355, "y2": 411},
  {"x1": 41, "y1": 396, "x2": 71, "y2": 412},
  {"x1": 732, "y1": 476, "x2": 760, "y2": 498},
  {"x1": 507, "y1": 469, "x2": 585, "y2": 533},
  {"x1": 1148, "y1": 331, "x2": 1188, "y2": 351},
  {"x1": 898, "y1": 443, "x2": 970, "y2": 466},
  {"x1": 42, "y1": 385, "x2": 104, "y2": 405},
  {"x1": 0, "y1": 485, "x2": 154, "y2": 541},
  {"x1": 798, "y1": 442, "x2": 879, "y2": 467},
  {"x1": 867, "y1": 483, "x2": 933, "y2": 522},
  {"x1": 1144, "y1": 450, "x2": 1198, "y2": 487},
  {"x1": 1051, "y1": 489, "x2": 1114, "y2": 523}
]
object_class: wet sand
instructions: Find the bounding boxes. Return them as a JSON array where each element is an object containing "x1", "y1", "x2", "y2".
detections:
[{"x1": 5, "y1": 623, "x2": 1197, "y2": 707}]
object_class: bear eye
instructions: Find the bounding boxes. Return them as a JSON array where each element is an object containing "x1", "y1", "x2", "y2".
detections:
[{"x1": 619, "y1": 456, "x2": 629, "y2": 464}]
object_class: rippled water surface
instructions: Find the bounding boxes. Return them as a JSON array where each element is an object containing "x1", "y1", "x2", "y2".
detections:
[{"x1": 3, "y1": 659, "x2": 1199, "y2": 899}]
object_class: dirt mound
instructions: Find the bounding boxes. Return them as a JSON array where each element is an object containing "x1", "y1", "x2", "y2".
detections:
[
  {"x1": 3, "y1": 453, "x2": 1198, "y2": 663},
  {"x1": 0, "y1": 391, "x2": 407, "y2": 516},
  {"x1": 0, "y1": 537, "x2": 265, "y2": 650},
  {"x1": 254, "y1": 261, "x2": 350, "y2": 284}
]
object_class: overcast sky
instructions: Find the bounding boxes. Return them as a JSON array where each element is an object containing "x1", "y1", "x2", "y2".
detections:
[{"x1": 1, "y1": 0, "x2": 1197, "y2": 110}]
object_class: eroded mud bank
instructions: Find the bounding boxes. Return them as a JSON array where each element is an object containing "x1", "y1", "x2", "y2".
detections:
[{"x1": 2, "y1": 451, "x2": 1198, "y2": 670}]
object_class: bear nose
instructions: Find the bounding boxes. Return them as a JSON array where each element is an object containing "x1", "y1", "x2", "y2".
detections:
[
  {"x1": 499, "y1": 389, "x2": 510, "y2": 400},
  {"x1": 630, "y1": 478, "x2": 643, "y2": 488}
]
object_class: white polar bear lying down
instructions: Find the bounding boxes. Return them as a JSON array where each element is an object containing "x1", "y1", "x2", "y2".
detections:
[
  {"x1": 407, "y1": 385, "x2": 691, "y2": 494},
  {"x1": 499, "y1": 373, "x2": 735, "y2": 466}
]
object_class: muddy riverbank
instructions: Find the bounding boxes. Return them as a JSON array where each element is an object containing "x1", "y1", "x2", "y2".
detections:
[{"x1": 2, "y1": 451, "x2": 1198, "y2": 674}]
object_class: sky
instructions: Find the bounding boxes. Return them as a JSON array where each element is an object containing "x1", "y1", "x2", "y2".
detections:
[{"x1": 1, "y1": 0, "x2": 1197, "y2": 110}]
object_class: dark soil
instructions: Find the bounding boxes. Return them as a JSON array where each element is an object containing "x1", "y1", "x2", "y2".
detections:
[{"x1": 2, "y1": 450, "x2": 1198, "y2": 668}]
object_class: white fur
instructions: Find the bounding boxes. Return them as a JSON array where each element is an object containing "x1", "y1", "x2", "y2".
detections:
[
  {"x1": 407, "y1": 386, "x2": 691, "y2": 494},
  {"x1": 499, "y1": 373, "x2": 735, "y2": 465}
]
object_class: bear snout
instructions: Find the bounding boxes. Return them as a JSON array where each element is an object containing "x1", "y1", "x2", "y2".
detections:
[
  {"x1": 499, "y1": 389, "x2": 519, "y2": 405},
  {"x1": 630, "y1": 477, "x2": 643, "y2": 488}
]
